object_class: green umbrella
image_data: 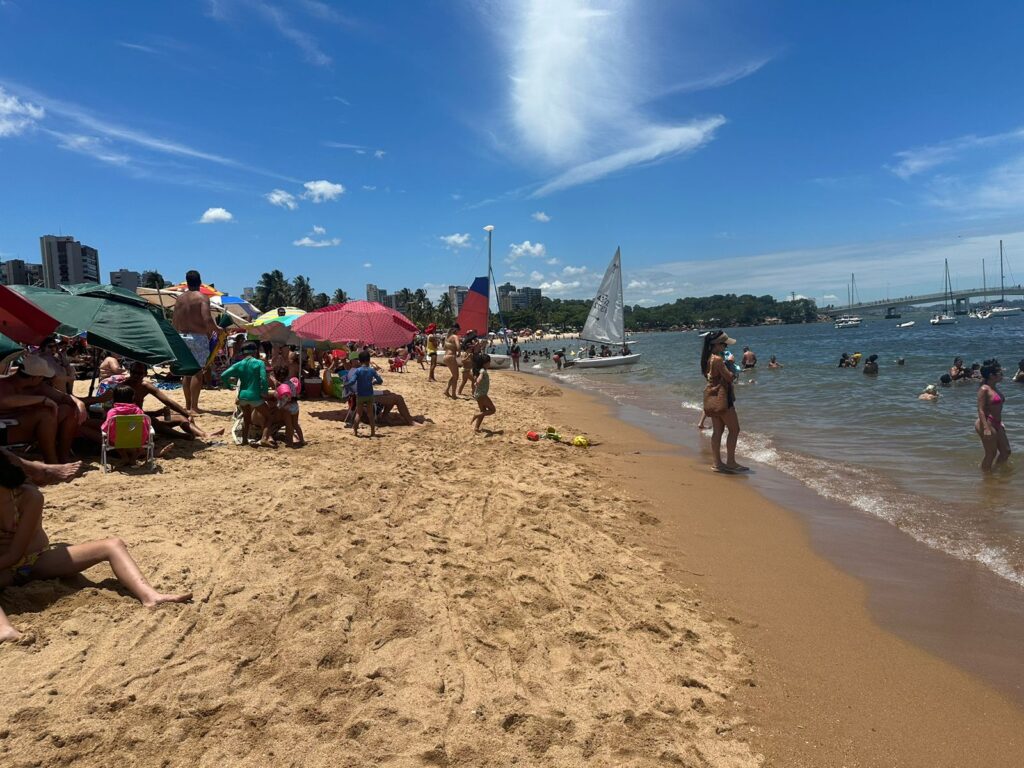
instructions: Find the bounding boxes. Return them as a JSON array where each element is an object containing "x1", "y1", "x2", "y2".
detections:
[
  {"x1": 8, "y1": 285, "x2": 200, "y2": 374},
  {"x1": 0, "y1": 332, "x2": 22, "y2": 359}
]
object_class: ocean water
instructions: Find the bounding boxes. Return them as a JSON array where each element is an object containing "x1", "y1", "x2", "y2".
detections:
[{"x1": 517, "y1": 314, "x2": 1024, "y2": 589}]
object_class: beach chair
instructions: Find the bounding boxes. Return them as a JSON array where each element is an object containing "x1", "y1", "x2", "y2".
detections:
[{"x1": 101, "y1": 414, "x2": 156, "y2": 472}]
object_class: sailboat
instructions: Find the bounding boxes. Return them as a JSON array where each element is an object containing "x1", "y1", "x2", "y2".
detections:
[
  {"x1": 988, "y1": 240, "x2": 1021, "y2": 318},
  {"x1": 454, "y1": 276, "x2": 511, "y2": 369},
  {"x1": 930, "y1": 259, "x2": 957, "y2": 325},
  {"x1": 834, "y1": 274, "x2": 862, "y2": 329},
  {"x1": 568, "y1": 248, "x2": 641, "y2": 369}
]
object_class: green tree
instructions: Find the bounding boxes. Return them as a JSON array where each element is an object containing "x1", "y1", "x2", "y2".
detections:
[
  {"x1": 291, "y1": 275, "x2": 314, "y2": 310},
  {"x1": 255, "y1": 270, "x2": 292, "y2": 310},
  {"x1": 436, "y1": 293, "x2": 454, "y2": 326},
  {"x1": 331, "y1": 288, "x2": 349, "y2": 305},
  {"x1": 312, "y1": 292, "x2": 331, "y2": 309},
  {"x1": 395, "y1": 287, "x2": 414, "y2": 315},
  {"x1": 141, "y1": 270, "x2": 166, "y2": 289}
]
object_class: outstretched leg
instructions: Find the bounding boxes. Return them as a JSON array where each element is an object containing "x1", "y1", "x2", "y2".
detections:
[{"x1": 30, "y1": 538, "x2": 191, "y2": 607}]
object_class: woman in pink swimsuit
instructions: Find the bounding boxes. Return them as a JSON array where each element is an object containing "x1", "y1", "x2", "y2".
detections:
[{"x1": 976, "y1": 359, "x2": 1011, "y2": 472}]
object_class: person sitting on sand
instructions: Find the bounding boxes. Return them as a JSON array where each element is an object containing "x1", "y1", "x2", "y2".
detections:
[
  {"x1": 124, "y1": 362, "x2": 221, "y2": 442},
  {"x1": 0, "y1": 354, "x2": 85, "y2": 465},
  {"x1": 37, "y1": 336, "x2": 75, "y2": 395},
  {"x1": 768, "y1": 355, "x2": 782, "y2": 369},
  {"x1": 919, "y1": 384, "x2": 939, "y2": 402},
  {"x1": 101, "y1": 385, "x2": 155, "y2": 466},
  {"x1": 0, "y1": 451, "x2": 190, "y2": 642},
  {"x1": 221, "y1": 342, "x2": 273, "y2": 448}
]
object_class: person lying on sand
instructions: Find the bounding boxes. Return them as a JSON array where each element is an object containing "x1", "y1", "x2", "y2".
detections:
[
  {"x1": 0, "y1": 452, "x2": 190, "y2": 642},
  {"x1": 125, "y1": 362, "x2": 223, "y2": 442}
]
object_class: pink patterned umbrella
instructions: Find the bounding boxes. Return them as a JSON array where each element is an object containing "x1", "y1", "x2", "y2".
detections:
[{"x1": 291, "y1": 301, "x2": 418, "y2": 347}]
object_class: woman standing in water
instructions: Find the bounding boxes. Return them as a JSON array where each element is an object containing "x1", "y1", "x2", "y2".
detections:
[
  {"x1": 976, "y1": 359, "x2": 1011, "y2": 472},
  {"x1": 700, "y1": 330, "x2": 747, "y2": 474},
  {"x1": 443, "y1": 323, "x2": 461, "y2": 399}
]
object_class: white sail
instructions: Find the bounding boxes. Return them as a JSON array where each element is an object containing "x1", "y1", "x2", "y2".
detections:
[{"x1": 581, "y1": 247, "x2": 625, "y2": 344}]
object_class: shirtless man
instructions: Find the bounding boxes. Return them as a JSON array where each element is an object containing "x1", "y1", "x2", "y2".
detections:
[
  {"x1": 125, "y1": 362, "x2": 222, "y2": 441},
  {"x1": 0, "y1": 355, "x2": 85, "y2": 464},
  {"x1": 172, "y1": 270, "x2": 218, "y2": 415},
  {"x1": 741, "y1": 346, "x2": 757, "y2": 370}
]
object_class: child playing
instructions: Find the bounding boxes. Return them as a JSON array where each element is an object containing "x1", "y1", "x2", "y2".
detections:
[
  {"x1": 221, "y1": 342, "x2": 272, "y2": 447},
  {"x1": 349, "y1": 350, "x2": 383, "y2": 437},
  {"x1": 273, "y1": 366, "x2": 304, "y2": 447},
  {"x1": 470, "y1": 353, "x2": 496, "y2": 433},
  {"x1": 101, "y1": 384, "x2": 154, "y2": 465},
  {"x1": 0, "y1": 452, "x2": 190, "y2": 643}
]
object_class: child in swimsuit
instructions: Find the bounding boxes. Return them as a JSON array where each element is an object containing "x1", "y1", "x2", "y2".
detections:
[
  {"x1": 273, "y1": 366, "x2": 304, "y2": 447},
  {"x1": 0, "y1": 452, "x2": 190, "y2": 642},
  {"x1": 101, "y1": 384, "x2": 154, "y2": 465},
  {"x1": 470, "y1": 354, "x2": 496, "y2": 433}
]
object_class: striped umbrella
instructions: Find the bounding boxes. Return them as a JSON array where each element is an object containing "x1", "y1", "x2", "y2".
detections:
[
  {"x1": 247, "y1": 307, "x2": 306, "y2": 345},
  {"x1": 166, "y1": 282, "x2": 224, "y2": 296},
  {"x1": 292, "y1": 301, "x2": 417, "y2": 348}
]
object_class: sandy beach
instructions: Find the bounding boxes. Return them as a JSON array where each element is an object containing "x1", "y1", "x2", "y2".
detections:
[{"x1": 2, "y1": 369, "x2": 760, "y2": 767}]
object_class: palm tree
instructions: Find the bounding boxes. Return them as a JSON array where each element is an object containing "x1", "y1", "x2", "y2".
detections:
[
  {"x1": 436, "y1": 293, "x2": 454, "y2": 326},
  {"x1": 255, "y1": 270, "x2": 292, "y2": 310},
  {"x1": 395, "y1": 287, "x2": 414, "y2": 315},
  {"x1": 331, "y1": 288, "x2": 348, "y2": 305},
  {"x1": 312, "y1": 292, "x2": 331, "y2": 309},
  {"x1": 141, "y1": 270, "x2": 166, "y2": 289},
  {"x1": 291, "y1": 275, "x2": 315, "y2": 310}
]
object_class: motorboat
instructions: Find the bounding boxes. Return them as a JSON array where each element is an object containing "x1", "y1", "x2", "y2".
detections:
[
  {"x1": 930, "y1": 314, "x2": 957, "y2": 325},
  {"x1": 989, "y1": 305, "x2": 1022, "y2": 318},
  {"x1": 834, "y1": 315, "x2": 862, "y2": 329},
  {"x1": 897, "y1": 321, "x2": 915, "y2": 328}
]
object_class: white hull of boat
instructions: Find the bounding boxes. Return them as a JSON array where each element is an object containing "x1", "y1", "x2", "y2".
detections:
[
  {"x1": 834, "y1": 315, "x2": 862, "y2": 329},
  {"x1": 897, "y1": 321, "x2": 915, "y2": 328},
  {"x1": 930, "y1": 315, "x2": 957, "y2": 325},
  {"x1": 570, "y1": 353, "x2": 641, "y2": 369},
  {"x1": 989, "y1": 306, "x2": 1022, "y2": 317}
]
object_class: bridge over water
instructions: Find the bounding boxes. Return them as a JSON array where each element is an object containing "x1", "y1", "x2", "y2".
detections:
[{"x1": 826, "y1": 286, "x2": 1024, "y2": 316}]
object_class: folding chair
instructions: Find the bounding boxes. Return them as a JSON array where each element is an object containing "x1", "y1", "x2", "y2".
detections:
[{"x1": 101, "y1": 414, "x2": 155, "y2": 472}]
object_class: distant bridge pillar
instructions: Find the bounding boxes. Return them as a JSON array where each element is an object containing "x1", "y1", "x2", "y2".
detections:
[{"x1": 955, "y1": 296, "x2": 971, "y2": 316}]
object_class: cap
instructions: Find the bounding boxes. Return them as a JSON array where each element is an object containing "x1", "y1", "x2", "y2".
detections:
[
  {"x1": 708, "y1": 330, "x2": 736, "y2": 346},
  {"x1": 20, "y1": 354, "x2": 56, "y2": 378}
]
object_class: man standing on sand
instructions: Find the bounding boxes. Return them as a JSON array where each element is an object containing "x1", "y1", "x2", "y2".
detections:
[{"x1": 172, "y1": 270, "x2": 218, "y2": 415}]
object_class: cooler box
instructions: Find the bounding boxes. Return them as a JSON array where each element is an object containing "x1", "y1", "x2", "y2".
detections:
[{"x1": 302, "y1": 377, "x2": 322, "y2": 399}]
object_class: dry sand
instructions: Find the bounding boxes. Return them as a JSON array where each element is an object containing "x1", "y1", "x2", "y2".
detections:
[{"x1": 1, "y1": 368, "x2": 762, "y2": 767}]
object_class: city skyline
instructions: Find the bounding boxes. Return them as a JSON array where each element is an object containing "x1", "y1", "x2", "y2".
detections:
[{"x1": 2, "y1": 3, "x2": 1024, "y2": 306}]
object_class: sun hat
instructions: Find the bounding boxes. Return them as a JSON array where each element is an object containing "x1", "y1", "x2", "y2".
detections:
[
  {"x1": 20, "y1": 354, "x2": 56, "y2": 378},
  {"x1": 709, "y1": 330, "x2": 736, "y2": 346}
]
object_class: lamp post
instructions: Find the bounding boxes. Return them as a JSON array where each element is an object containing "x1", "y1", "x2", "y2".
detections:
[{"x1": 483, "y1": 224, "x2": 499, "y2": 345}]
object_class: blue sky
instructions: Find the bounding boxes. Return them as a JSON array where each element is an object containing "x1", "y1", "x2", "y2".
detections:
[{"x1": 3, "y1": 0, "x2": 1024, "y2": 307}]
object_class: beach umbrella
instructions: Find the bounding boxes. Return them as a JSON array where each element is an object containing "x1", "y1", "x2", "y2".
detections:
[
  {"x1": 7, "y1": 285, "x2": 200, "y2": 374},
  {"x1": 213, "y1": 295, "x2": 261, "y2": 321},
  {"x1": 292, "y1": 301, "x2": 417, "y2": 348},
  {"x1": 165, "y1": 282, "x2": 224, "y2": 296},
  {"x1": 0, "y1": 284, "x2": 59, "y2": 345},
  {"x1": 135, "y1": 286, "x2": 180, "y2": 311},
  {"x1": 247, "y1": 307, "x2": 309, "y2": 346}
]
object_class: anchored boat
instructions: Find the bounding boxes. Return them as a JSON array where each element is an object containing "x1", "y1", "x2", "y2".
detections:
[{"x1": 567, "y1": 248, "x2": 641, "y2": 369}]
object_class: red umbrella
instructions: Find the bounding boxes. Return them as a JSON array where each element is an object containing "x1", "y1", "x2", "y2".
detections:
[
  {"x1": 0, "y1": 284, "x2": 59, "y2": 345},
  {"x1": 292, "y1": 301, "x2": 418, "y2": 347}
]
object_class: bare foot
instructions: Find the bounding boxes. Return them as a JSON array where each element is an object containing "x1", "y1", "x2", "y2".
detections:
[
  {"x1": 34, "y1": 460, "x2": 84, "y2": 485},
  {"x1": 0, "y1": 625, "x2": 24, "y2": 643},
  {"x1": 259, "y1": 438, "x2": 277, "y2": 448},
  {"x1": 207, "y1": 427, "x2": 226, "y2": 437},
  {"x1": 725, "y1": 463, "x2": 750, "y2": 472},
  {"x1": 142, "y1": 592, "x2": 192, "y2": 608}
]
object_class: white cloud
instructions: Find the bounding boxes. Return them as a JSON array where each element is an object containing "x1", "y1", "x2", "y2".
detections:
[
  {"x1": 374, "y1": 149, "x2": 386, "y2": 159},
  {"x1": 888, "y1": 128, "x2": 1024, "y2": 180},
  {"x1": 293, "y1": 235, "x2": 341, "y2": 248},
  {"x1": 562, "y1": 265, "x2": 587, "y2": 276},
  {"x1": 302, "y1": 179, "x2": 345, "y2": 202},
  {"x1": 311, "y1": 224, "x2": 326, "y2": 234},
  {"x1": 266, "y1": 188, "x2": 298, "y2": 210},
  {"x1": 440, "y1": 233, "x2": 472, "y2": 250},
  {"x1": 323, "y1": 141, "x2": 365, "y2": 150},
  {"x1": 52, "y1": 133, "x2": 130, "y2": 165},
  {"x1": 0, "y1": 86, "x2": 43, "y2": 137},
  {"x1": 503, "y1": 1, "x2": 726, "y2": 195},
  {"x1": 531, "y1": 211, "x2": 551, "y2": 222},
  {"x1": 529, "y1": 270, "x2": 544, "y2": 282},
  {"x1": 545, "y1": 257, "x2": 560, "y2": 265},
  {"x1": 199, "y1": 207, "x2": 233, "y2": 224},
  {"x1": 507, "y1": 240, "x2": 546, "y2": 262},
  {"x1": 363, "y1": 262, "x2": 372, "y2": 268},
  {"x1": 662, "y1": 57, "x2": 772, "y2": 96},
  {"x1": 362, "y1": 185, "x2": 377, "y2": 191},
  {"x1": 823, "y1": 294, "x2": 838, "y2": 300},
  {"x1": 538, "y1": 279, "x2": 581, "y2": 294}
]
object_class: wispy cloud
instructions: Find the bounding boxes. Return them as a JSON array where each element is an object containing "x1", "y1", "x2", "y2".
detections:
[
  {"x1": 323, "y1": 141, "x2": 365, "y2": 150},
  {"x1": 327, "y1": 96, "x2": 351, "y2": 106},
  {"x1": 501, "y1": 1, "x2": 726, "y2": 196},
  {"x1": 293, "y1": 224, "x2": 340, "y2": 247},
  {"x1": 661, "y1": 57, "x2": 772, "y2": 97},
  {"x1": 440, "y1": 233, "x2": 472, "y2": 250},
  {"x1": 199, "y1": 207, "x2": 234, "y2": 223},
  {"x1": 265, "y1": 188, "x2": 298, "y2": 209},
  {"x1": 531, "y1": 211, "x2": 551, "y2": 222},
  {"x1": 49, "y1": 131, "x2": 131, "y2": 166},
  {"x1": 888, "y1": 128, "x2": 1024, "y2": 180},
  {"x1": 374, "y1": 149, "x2": 386, "y2": 159},
  {"x1": 0, "y1": 86, "x2": 43, "y2": 137},
  {"x1": 209, "y1": 0, "x2": 333, "y2": 67},
  {"x1": 116, "y1": 41, "x2": 160, "y2": 55}
]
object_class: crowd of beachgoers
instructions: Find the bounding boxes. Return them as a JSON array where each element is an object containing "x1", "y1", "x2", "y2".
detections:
[{"x1": 0, "y1": 271, "x2": 510, "y2": 642}]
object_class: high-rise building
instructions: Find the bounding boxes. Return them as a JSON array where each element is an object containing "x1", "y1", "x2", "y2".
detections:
[
  {"x1": 366, "y1": 283, "x2": 388, "y2": 303},
  {"x1": 39, "y1": 235, "x2": 100, "y2": 288},
  {"x1": 498, "y1": 282, "x2": 517, "y2": 298},
  {"x1": 242, "y1": 287, "x2": 256, "y2": 302},
  {"x1": 1, "y1": 259, "x2": 43, "y2": 286},
  {"x1": 498, "y1": 285, "x2": 543, "y2": 312},
  {"x1": 518, "y1": 286, "x2": 542, "y2": 307},
  {"x1": 109, "y1": 268, "x2": 141, "y2": 292},
  {"x1": 448, "y1": 285, "x2": 469, "y2": 314}
]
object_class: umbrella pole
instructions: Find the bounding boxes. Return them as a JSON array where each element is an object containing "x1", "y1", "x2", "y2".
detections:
[{"x1": 88, "y1": 347, "x2": 99, "y2": 398}]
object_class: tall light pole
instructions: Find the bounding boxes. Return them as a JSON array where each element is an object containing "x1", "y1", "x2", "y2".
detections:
[{"x1": 484, "y1": 224, "x2": 500, "y2": 342}]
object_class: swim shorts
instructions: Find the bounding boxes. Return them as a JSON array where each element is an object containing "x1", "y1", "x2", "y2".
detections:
[
  {"x1": 180, "y1": 333, "x2": 211, "y2": 368},
  {"x1": 237, "y1": 397, "x2": 265, "y2": 408}
]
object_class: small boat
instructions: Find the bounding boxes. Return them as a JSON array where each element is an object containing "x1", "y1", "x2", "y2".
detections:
[
  {"x1": 930, "y1": 259, "x2": 958, "y2": 325},
  {"x1": 571, "y1": 247, "x2": 641, "y2": 369},
  {"x1": 834, "y1": 315, "x2": 862, "y2": 329},
  {"x1": 897, "y1": 321, "x2": 915, "y2": 328},
  {"x1": 988, "y1": 241, "x2": 1021, "y2": 317},
  {"x1": 989, "y1": 305, "x2": 1022, "y2": 318}
]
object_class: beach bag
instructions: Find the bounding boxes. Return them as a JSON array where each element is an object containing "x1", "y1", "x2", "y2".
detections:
[{"x1": 703, "y1": 366, "x2": 730, "y2": 415}]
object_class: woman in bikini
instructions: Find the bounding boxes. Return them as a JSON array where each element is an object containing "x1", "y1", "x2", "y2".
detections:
[
  {"x1": 0, "y1": 452, "x2": 190, "y2": 642},
  {"x1": 443, "y1": 323, "x2": 461, "y2": 399},
  {"x1": 700, "y1": 330, "x2": 747, "y2": 474},
  {"x1": 976, "y1": 359, "x2": 1011, "y2": 472}
]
